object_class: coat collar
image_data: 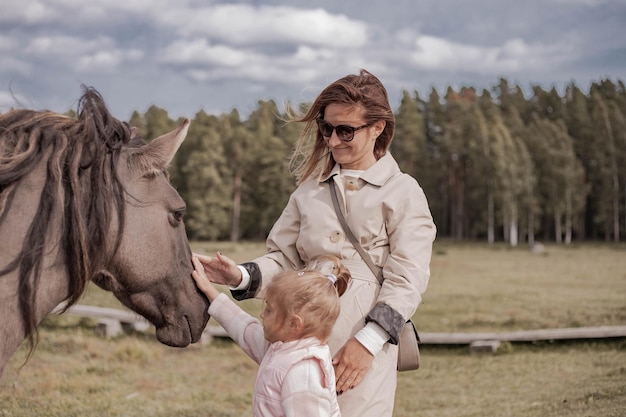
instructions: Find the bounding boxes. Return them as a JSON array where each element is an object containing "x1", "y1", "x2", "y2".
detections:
[{"x1": 319, "y1": 152, "x2": 401, "y2": 187}]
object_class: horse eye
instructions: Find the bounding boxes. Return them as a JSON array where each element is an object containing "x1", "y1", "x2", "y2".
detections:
[{"x1": 173, "y1": 209, "x2": 185, "y2": 222}]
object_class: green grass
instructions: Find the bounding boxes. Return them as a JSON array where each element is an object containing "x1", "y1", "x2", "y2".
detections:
[
  {"x1": 1, "y1": 241, "x2": 625, "y2": 417},
  {"x1": 418, "y1": 241, "x2": 626, "y2": 332}
]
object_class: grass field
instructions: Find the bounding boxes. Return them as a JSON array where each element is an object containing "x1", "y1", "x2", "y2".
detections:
[{"x1": 1, "y1": 241, "x2": 625, "y2": 417}]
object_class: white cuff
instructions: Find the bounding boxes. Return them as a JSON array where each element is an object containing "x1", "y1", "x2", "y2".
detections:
[
  {"x1": 354, "y1": 322, "x2": 389, "y2": 356},
  {"x1": 230, "y1": 265, "x2": 251, "y2": 291}
]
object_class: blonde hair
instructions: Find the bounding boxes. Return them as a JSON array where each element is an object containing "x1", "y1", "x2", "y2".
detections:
[
  {"x1": 264, "y1": 256, "x2": 351, "y2": 342},
  {"x1": 287, "y1": 69, "x2": 395, "y2": 184}
]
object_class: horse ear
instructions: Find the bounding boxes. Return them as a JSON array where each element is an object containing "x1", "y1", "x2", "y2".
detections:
[{"x1": 134, "y1": 119, "x2": 190, "y2": 169}]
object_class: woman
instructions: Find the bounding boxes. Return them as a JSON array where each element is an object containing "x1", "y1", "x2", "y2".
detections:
[{"x1": 197, "y1": 69, "x2": 436, "y2": 417}]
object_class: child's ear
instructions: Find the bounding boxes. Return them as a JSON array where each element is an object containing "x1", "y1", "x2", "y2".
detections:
[{"x1": 290, "y1": 314, "x2": 304, "y2": 332}]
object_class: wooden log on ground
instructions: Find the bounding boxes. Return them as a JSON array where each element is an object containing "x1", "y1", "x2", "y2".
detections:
[
  {"x1": 52, "y1": 303, "x2": 229, "y2": 341},
  {"x1": 420, "y1": 326, "x2": 626, "y2": 345},
  {"x1": 469, "y1": 340, "x2": 501, "y2": 354}
]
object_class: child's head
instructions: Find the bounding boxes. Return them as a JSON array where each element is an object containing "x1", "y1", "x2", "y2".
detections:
[{"x1": 262, "y1": 256, "x2": 351, "y2": 343}]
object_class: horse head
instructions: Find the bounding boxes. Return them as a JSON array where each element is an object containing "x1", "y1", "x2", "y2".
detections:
[{"x1": 92, "y1": 119, "x2": 210, "y2": 347}]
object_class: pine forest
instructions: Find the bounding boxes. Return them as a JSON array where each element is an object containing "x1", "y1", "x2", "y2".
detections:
[{"x1": 116, "y1": 78, "x2": 626, "y2": 244}]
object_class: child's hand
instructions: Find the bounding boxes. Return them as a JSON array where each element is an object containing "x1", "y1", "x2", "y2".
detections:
[{"x1": 191, "y1": 254, "x2": 221, "y2": 301}]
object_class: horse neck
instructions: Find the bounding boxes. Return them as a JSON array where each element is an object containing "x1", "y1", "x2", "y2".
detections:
[{"x1": 0, "y1": 155, "x2": 72, "y2": 373}]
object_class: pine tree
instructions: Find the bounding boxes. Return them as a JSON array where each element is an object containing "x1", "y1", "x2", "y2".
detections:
[
  {"x1": 589, "y1": 85, "x2": 621, "y2": 241},
  {"x1": 486, "y1": 82, "x2": 534, "y2": 246},
  {"x1": 241, "y1": 100, "x2": 295, "y2": 239},
  {"x1": 181, "y1": 110, "x2": 231, "y2": 240},
  {"x1": 565, "y1": 82, "x2": 594, "y2": 239},
  {"x1": 391, "y1": 90, "x2": 426, "y2": 179}
]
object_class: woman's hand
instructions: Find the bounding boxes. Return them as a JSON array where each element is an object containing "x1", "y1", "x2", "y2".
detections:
[
  {"x1": 332, "y1": 337, "x2": 374, "y2": 394},
  {"x1": 193, "y1": 252, "x2": 242, "y2": 287}
]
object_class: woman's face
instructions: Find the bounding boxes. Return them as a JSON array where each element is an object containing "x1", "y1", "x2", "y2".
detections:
[{"x1": 322, "y1": 103, "x2": 385, "y2": 171}]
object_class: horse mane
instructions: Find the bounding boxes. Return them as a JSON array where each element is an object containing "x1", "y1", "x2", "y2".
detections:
[{"x1": 0, "y1": 86, "x2": 134, "y2": 353}]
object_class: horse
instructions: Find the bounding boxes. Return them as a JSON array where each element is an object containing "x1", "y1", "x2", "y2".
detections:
[{"x1": 0, "y1": 87, "x2": 210, "y2": 378}]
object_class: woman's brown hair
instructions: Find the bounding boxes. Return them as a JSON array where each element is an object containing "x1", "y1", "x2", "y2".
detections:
[{"x1": 288, "y1": 69, "x2": 395, "y2": 183}]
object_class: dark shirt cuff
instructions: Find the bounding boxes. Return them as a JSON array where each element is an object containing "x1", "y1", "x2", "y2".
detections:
[
  {"x1": 230, "y1": 262, "x2": 261, "y2": 300},
  {"x1": 365, "y1": 303, "x2": 406, "y2": 344}
]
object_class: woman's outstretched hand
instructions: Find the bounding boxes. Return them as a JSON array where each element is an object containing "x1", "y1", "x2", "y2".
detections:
[{"x1": 193, "y1": 252, "x2": 242, "y2": 287}]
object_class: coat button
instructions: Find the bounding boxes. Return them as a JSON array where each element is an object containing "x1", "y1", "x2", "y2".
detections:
[{"x1": 330, "y1": 232, "x2": 342, "y2": 243}]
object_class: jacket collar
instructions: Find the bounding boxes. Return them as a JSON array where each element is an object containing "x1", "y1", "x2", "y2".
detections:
[
  {"x1": 319, "y1": 152, "x2": 400, "y2": 187},
  {"x1": 270, "y1": 336, "x2": 323, "y2": 353}
]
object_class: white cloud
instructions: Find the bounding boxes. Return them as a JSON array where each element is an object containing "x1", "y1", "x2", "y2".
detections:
[
  {"x1": 0, "y1": 1, "x2": 60, "y2": 24},
  {"x1": 408, "y1": 35, "x2": 576, "y2": 74},
  {"x1": 3, "y1": 2, "x2": 370, "y2": 50},
  {"x1": 158, "y1": 5, "x2": 369, "y2": 48},
  {"x1": 0, "y1": 0, "x2": 173, "y2": 25},
  {"x1": 159, "y1": 36, "x2": 368, "y2": 88},
  {"x1": 291, "y1": 45, "x2": 336, "y2": 63},
  {"x1": 76, "y1": 49, "x2": 144, "y2": 73},
  {"x1": 159, "y1": 38, "x2": 252, "y2": 67},
  {"x1": 26, "y1": 35, "x2": 115, "y2": 56},
  {"x1": 20, "y1": 35, "x2": 144, "y2": 73}
]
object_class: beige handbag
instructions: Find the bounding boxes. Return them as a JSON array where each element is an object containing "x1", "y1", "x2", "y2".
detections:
[
  {"x1": 397, "y1": 319, "x2": 421, "y2": 371},
  {"x1": 329, "y1": 182, "x2": 420, "y2": 371}
]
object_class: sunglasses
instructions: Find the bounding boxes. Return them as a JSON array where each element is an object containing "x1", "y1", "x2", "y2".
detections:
[{"x1": 316, "y1": 118, "x2": 371, "y2": 142}]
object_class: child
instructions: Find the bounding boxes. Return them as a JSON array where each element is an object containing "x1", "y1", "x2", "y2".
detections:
[{"x1": 191, "y1": 253, "x2": 350, "y2": 417}]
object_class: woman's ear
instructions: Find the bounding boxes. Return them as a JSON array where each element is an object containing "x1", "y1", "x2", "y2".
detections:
[{"x1": 372, "y1": 120, "x2": 386, "y2": 138}]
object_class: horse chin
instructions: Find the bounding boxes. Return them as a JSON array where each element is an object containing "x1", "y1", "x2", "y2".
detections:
[
  {"x1": 156, "y1": 316, "x2": 208, "y2": 347},
  {"x1": 154, "y1": 317, "x2": 195, "y2": 347}
]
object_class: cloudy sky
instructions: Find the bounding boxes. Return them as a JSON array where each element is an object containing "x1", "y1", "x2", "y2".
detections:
[{"x1": 1, "y1": 0, "x2": 625, "y2": 120}]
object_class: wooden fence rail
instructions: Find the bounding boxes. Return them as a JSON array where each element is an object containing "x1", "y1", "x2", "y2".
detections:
[
  {"x1": 52, "y1": 304, "x2": 626, "y2": 352},
  {"x1": 52, "y1": 303, "x2": 227, "y2": 343},
  {"x1": 419, "y1": 326, "x2": 626, "y2": 344}
]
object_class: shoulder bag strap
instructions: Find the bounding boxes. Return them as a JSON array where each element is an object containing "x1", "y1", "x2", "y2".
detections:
[{"x1": 328, "y1": 181, "x2": 383, "y2": 284}]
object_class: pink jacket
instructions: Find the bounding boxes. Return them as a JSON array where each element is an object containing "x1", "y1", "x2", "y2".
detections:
[{"x1": 209, "y1": 293, "x2": 341, "y2": 417}]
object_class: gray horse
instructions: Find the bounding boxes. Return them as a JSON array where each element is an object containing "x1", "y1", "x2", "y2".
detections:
[{"x1": 0, "y1": 87, "x2": 210, "y2": 378}]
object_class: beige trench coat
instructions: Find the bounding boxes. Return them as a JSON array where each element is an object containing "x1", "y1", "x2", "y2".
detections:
[{"x1": 249, "y1": 152, "x2": 436, "y2": 417}]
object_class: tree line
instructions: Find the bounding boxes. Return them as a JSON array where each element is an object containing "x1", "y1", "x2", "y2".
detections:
[{"x1": 125, "y1": 77, "x2": 625, "y2": 245}]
